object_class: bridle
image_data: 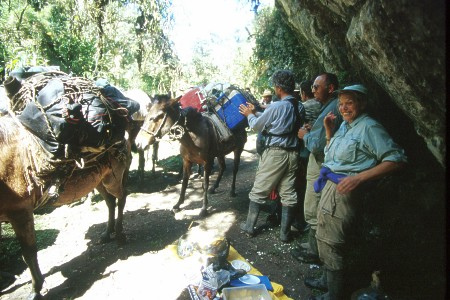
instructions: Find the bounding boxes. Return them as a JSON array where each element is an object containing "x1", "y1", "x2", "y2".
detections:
[
  {"x1": 140, "y1": 112, "x2": 168, "y2": 141},
  {"x1": 140, "y1": 104, "x2": 186, "y2": 141}
]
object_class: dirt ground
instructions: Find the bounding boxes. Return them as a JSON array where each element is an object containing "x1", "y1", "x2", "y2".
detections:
[{"x1": 0, "y1": 132, "x2": 329, "y2": 300}]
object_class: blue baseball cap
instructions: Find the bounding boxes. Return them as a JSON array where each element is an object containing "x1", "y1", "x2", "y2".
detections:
[{"x1": 340, "y1": 84, "x2": 368, "y2": 95}]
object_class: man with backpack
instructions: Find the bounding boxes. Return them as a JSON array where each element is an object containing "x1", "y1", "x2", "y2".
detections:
[{"x1": 239, "y1": 69, "x2": 305, "y2": 242}]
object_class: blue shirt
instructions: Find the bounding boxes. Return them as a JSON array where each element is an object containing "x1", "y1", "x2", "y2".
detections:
[
  {"x1": 247, "y1": 95, "x2": 305, "y2": 149},
  {"x1": 303, "y1": 96, "x2": 342, "y2": 155},
  {"x1": 323, "y1": 113, "x2": 407, "y2": 175}
]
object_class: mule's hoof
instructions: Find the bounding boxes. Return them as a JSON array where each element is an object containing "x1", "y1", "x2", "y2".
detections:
[
  {"x1": 27, "y1": 292, "x2": 42, "y2": 300},
  {"x1": 230, "y1": 191, "x2": 237, "y2": 197},
  {"x1": 172, "y1": 207, "x2": 181, "y2": 214},
  {"x1": 208, "y1": 188, "x2": 216, "y2": 194},
  {"x1": 116, "y1": 234, "x2": 127, "y2": 245},
  {"x1": 100, "y1": 233, "x2": 113, "y2": 244},
  {"x1": 199, "y1": 209, "x2": 208, "y2": 218}
]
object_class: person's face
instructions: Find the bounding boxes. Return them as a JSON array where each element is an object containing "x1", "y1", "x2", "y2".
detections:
[
  {"x1": 263, "y1": 95, "x2": 272, "y2": 104},
  {"x1": 274, "y1": 86, "x2": 282, "y2": 99},
  {"x1": 338, "y1": 93, "x2": 365, "y2": 123},
  {"x1": 300, "y1": 90, "x2": 307, "y2": 102},
  {"x1": 312, "y1": 75, "x2": 332, "y2": 104}
]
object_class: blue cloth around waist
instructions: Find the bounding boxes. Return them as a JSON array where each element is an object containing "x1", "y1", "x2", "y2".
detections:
[{"x1": 314, "y1": 167, "x2": 347, "y2": 193}]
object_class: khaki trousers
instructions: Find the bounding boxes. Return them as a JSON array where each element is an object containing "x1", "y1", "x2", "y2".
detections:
[
  {"x1": 303, "y1": 153, "x2": 323, "y2": 230},
  {"x1": 316, "y1": 180, "x2": 356, "y2": 271},
  {"x1": 249, "y1": 148, "x2": 298, "y2": 207}
]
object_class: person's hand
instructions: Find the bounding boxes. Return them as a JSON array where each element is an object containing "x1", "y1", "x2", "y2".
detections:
[
  {"x1": 323, "y1": 112, "x2": 336, "y2": 131},
  {"x1": 239, "y1": 103, "x2": 255, "y2": 117},
  {"x1": 336, "y1": 175, "x2": 363, "y2": 194},
  {"x1": 297, "y1": 127, "x2": 309, "y2": 139}
]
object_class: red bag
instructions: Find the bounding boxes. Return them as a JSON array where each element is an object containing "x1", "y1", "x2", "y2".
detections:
[{"x1": 269, "y1": 188, "x2": 279, "y2": 201}]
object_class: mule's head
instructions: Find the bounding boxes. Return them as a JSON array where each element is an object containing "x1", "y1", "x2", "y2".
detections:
[{"x1": 135, "y1": 94, "x2": 180, "y2": 150}]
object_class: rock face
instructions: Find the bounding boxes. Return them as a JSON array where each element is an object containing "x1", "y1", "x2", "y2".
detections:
[{"x1": 276, "y1": 0, "x2": 445, "y2": 166}]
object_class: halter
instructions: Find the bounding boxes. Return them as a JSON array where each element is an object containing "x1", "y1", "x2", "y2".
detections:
[
  {"x1": 141, "y1": 106, "x2": 186, "y2": 141},
  {"x1": 140, "y1": 112, "x2": 168, "y2": 141}
]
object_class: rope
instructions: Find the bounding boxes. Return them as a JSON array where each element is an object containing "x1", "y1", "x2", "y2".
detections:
[{"x1": 168, "y1": 124, "x2": 185, "y2": 140}]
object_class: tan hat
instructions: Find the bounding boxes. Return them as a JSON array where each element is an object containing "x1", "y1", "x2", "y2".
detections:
[{"x1": 262, "y1": 89, "x2": 272, "y2": 97}]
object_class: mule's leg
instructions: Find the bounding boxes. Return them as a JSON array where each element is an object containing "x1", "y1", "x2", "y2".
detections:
[
  {"x1": 114, "y1": 193, "x2": 127, "y2": 245},
  {"x1": 209, "y1": 156, "x2": 226, "y2": 194},
  {"x1": 230, "y1": 149, "x2": 243, "y2": 197},
  {"x1": 138, "y1": 148, "x2": 145, "y2": 183},
  {"x1": 173, "y1": 159, "x2": 192, "y2": 212},
  {"x1": 96, "y1": 184, "x2": 116, "y2": 243},
  {"x1": 200, "y1": 160, "x2": 213, "y2": 217},
  {"x1": 9, "y1": 210, "x2": 44, "y2": 299},
  {"x1": 114, "y1": 165, "x2": 129, "y2": 245},
  {"x1": 151, "y1": 141, "x2": 159, "y2": 174}
]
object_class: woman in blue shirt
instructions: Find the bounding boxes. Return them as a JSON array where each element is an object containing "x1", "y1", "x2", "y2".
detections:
[{"x1": 307, "y1": 85, "x2": 407, "y2": 300}]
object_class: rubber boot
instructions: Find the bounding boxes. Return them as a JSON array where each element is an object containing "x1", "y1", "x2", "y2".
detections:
[
  {"x1": 240, "y1": 201, "x2": 261, "y2": 237},
  {"x1": 327, "y1": 270, "x2": 344, "y2": 300},
  {"x1": 280, "y1": 205, "x2": 295, "y2": 242}
]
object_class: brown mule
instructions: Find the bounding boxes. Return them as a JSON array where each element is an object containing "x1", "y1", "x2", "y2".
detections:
[
  {"x1": 0, "y1": 114, "x2": 131, "y2": 299},
  {"x1": 135, "y1": 95, "x2": 247, "y2": 217}
]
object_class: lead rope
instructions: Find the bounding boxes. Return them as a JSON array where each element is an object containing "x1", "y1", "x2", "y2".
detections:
[{"x1": 167, "y1": 109, "x2": 186, "y2": 140}]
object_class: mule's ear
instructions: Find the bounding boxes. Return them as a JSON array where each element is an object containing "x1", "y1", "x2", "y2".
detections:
[
  {"x1": 175, "y1": 95, "x2": 182, "y2": 102},
  {"x1": 169, "y1": 96, "x2": 182, "y2": 105}
]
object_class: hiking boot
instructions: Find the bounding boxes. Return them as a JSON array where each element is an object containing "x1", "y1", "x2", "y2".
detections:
[
  {"x1": 291, "y1": 237, "x2": 321, "y2": 265},
  {"x1": 307, "y1": 270, "x2": 344, "y2": 300},
  {"x1": 294, "y1": 250, "x2": 322, "y2": 265},
  {"x1": 300, "y1": 241, "x2": 310, "y2": 250},
  {"x1": 304, "y1": 271, "x2": 328, "y2": 291},
  {"x1": 291, "y1": 220, "x2": 309, "y2": 233}
]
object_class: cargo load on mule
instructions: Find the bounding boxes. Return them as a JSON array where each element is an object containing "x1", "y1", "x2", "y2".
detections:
[
  {"x1": 4, "y1": 70, "x2": 139, "y2": 205},
  {"x1": 179, "y1": 82, "x2": 261, "y2": 142},
  {"x1": 0, "y1": 69, "x2": 134, "y2": 299},
  {"x1": 8, "y1": 71, "x2": 139, "y2": 158}
]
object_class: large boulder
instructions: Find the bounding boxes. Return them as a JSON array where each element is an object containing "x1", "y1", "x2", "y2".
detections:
[{"x1": 276, "y1": 0, "x2": 445, "y2": 166}]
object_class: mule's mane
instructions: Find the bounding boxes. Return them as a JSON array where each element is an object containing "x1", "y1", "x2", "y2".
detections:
[
  {"x1": 0, "y1": 115, "x2": 21, "y2": 144},
  {"x1": 182, "y1": 106, "x2": 203, "y2": 124},
  {"x1": 154, "y1": 94, "x2": 171, "y2": 104}
]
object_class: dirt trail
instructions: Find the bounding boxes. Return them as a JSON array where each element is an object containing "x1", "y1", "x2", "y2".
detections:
[{"x1": 1, "y1": 132, "x2": 316, "y2": 300}]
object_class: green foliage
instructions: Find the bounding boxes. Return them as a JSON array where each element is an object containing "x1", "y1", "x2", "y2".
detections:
[
  {"x1": 43, "y1": 4, "x2": 96, "y2": 75},
  {"x1": 156, "y1": 155, "x2": 183, "y2": 173},
  {"x1": 250, "y1": 6, "x2": 310, "y2": 95},
  {"x1": 0, "y1": 0, "x2": 179, "y2": 95}
]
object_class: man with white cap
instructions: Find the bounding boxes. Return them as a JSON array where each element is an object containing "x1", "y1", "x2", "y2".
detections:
[{"x1": 260, "y1": 89, "x2": 273, "y2": 109}]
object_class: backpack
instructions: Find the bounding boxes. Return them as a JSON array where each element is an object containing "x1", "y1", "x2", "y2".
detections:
[{"x1": 258, "y1": 96, "x2": 305, "y2": 155}]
